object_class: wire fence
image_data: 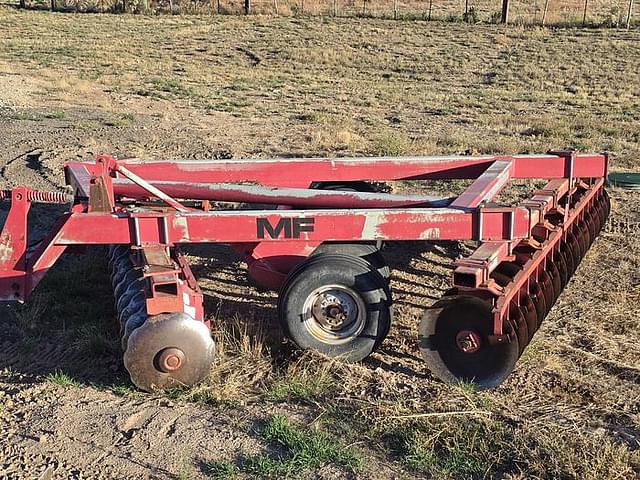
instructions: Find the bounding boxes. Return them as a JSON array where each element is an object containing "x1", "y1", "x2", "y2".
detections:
[{"x1": 13, "y1": 0, "x2": 640, "y2": 27}]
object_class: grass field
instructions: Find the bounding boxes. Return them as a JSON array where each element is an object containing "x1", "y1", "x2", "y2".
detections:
[
  {"x1": 7, "y1": 0, "x2": 640, "y2": 26},
  {"x1": 0, "y1": 7, "x2": 639, "y2": 479}
]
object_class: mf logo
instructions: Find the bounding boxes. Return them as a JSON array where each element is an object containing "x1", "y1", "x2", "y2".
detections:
[{"x1": 256, "y1": 217, "x2": 315, "y2": 239}]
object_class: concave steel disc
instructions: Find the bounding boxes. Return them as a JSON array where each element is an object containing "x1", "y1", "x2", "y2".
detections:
[
  {"x1": 555, "y1": 250, "x2": 569, "y2": 288},
  {"x1": 538, "y1": 270, "x2": 555, "y2": 314},
  {"x1": 529, "y1": 281, "x2": 546, "y2": 328},
  {"x1": 124, "y1": 313, "x2": 215, "y2": 392},
  {"x1": 591, "y1": 200, "x2": 604, "y2": 233},
  {"x1": 560, "y1": 242, "x2": 575, "y2": 277},
  {"x1": 509, "y1": 302, "x2": 529, "y2": 356},
  {"x1": 520, "y1": 295, "x2": 538, "y2": 342},
  {"x1": 546, "y1": 261, "x2": 563, "y2": 301},
  {"x1": 577, "y1": 222, "x2": 591, "y2": 254},
  {"x1": 419, "y1": 295, "x2": 519, "y2": 390},
  {"x1": 584, "y1": 209, "x2": 597, "y2": 245},
  {"x1": 565, "y1": 231, "x2": 582, "y2": 270}
]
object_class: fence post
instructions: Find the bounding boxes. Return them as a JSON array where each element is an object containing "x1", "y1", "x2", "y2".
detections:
[
  {"x1": 541, "y1": 0, "x2": 549, "y2": 25},
  {"x1": 217, "y1": 0, "x2": 221, "y2": 13},
  {"x1": 393, "y1": 0, "x2": 397, "y2": 19},
  {"x1": 428, "y1": 0, "x2": 433, "y2": 20},
  {"x1": 582, "y1": 0, "x2": 588, "y2": 26},
  {"x1": 19, "y1": 0, "x2": 25, "y2": 7},
  {"x1": 464, "y1": 0, "x2": 468, "y2": 16},
  {"x1": 244, "y1": 0, "x2": 249, "y2": 14},
  {"x1": 333, "y1": 0, "x2": 337, "y2": 16},
  {"x1": 627, "y1": 0, "x2": 634, "y2": 28},
  {"x1": 50, "y1": 0, "x2": 55, "y2": 10},
  {"x1": 501, "y1": 0, "x2": 510, "y2": 23},
  {"x1": 273, "y1": 0, "x2": 278, "y2": 14}
]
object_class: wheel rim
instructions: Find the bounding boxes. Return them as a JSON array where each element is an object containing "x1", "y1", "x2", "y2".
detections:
[{"x1": 302, "y1": 284, "x2": 367, "y2": 344}]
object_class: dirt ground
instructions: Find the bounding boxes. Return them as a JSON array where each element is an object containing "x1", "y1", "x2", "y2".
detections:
[{"x1": 0, "y1": 7, "x2": 639, "y2": 480}]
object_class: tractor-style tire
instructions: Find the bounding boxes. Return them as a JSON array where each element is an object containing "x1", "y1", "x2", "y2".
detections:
[
  {"x1": 311, "y1": 242, "x2": 391, "y2": 282},
  {"x1": 278, "y1": 253, "x2": 392, "y2": 361}
]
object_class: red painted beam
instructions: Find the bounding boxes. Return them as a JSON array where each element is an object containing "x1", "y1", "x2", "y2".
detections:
[
  {"x1": 103, "y1": 153, "x2": 607, "y2": 186},
  {"x1": 49, "y1": 206, "x2": 532, "y2": 246},
  {"x1": 450, "y1": 160, "x2": 512, "y2": 208},
  {"x1": 111, "y1": 178, "x2": 453, "y2": 208}
]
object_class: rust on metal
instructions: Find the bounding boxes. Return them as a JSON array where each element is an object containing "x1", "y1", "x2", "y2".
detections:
[{"x1": 0, "y1": 151, "x2": 610, "y2": 390}]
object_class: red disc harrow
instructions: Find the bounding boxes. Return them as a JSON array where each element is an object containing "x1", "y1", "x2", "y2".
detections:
[{"x1": 0, "y1": 151, "x2": 609, "y2": 390}]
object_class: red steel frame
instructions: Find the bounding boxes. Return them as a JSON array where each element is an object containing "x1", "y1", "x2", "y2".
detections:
[{"x1": 0, "y1": 151, "x2": 608, "y2": 342}]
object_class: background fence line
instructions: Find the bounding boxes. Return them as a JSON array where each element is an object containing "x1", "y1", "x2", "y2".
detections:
[{"x1": 11, "y1": 0, "x2": 639, "y2": 27}]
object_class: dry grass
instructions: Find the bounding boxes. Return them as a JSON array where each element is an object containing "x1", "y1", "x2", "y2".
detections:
[
  {"x1": 8, "y1": 0, "x2": 640, "y2": 26},
  {"x1": 0, "y1": 7, "x2": 639, "y2": 479},
  {"x1": 1, "y1": 10, "x2": 639, "y2": 166}
]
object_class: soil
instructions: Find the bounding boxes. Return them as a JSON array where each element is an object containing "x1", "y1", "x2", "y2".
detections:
[{"x1": 0, "y1": 10, "x2": 639, "y2": 480}]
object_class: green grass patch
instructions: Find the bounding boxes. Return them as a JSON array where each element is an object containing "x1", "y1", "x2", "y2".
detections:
[
  {"x1": 242, "y1": 415, "x2": 362, "y2": 478},
  {"x1": 110, "y1": 383, "x2": 143, "y2": 398},
  {"x1": 201, "y1": 460, "x2": 239, "y2": 479},
  {"x1": 46, "y1": 370, "x2": 80, "y2": 388},
  {"x1": 10, "y1": 111, "x2": 44, "y2": 122},
  {"x1": 152, "y1": 78, "x2": 195, "y2": 99},
  {"x1": 266, "y1": 376, "x2": 331, "y2": 402},
  {"x1": 395, "y1": 422, "x2": 503, "y2": 478}
]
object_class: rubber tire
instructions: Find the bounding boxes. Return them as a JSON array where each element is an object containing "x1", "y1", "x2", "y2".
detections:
[
  {"x1": 278, "y1": 253, "x2": 392, "y2": 362},
  {"x1": 310, "y1": 181, "x2": 378, "y2": 193},
  {"x1": 311, "y1": 242, "x2": 391, "y2": 281}
]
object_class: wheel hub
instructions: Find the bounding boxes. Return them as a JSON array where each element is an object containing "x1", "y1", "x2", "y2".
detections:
[
  {"x1": 302, "y1": 284, "x2": 367, "y2": 344},
  {"x1": 155, "y1": 347, "x2": 186, "y2": 372},
  {"x1": 312, "y1": 290, "x2": 356, "y2": 330},
  {"x1": 456, "y1": 330, "x2": 482, "y2": 353}
]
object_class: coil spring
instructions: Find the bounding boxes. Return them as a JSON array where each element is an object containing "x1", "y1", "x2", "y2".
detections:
[{"x1": 0, "y1": 189, "x2": 73, "y2": 204}]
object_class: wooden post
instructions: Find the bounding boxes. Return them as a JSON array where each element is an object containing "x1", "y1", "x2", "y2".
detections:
[
  {"x1": 542, "y1": 0, "x2": 550, "y2": 25},
  {"x1": 273, "y1": 0, "x2": 278, "y2": 14},
  {"x1": 393, "y1": 0, "x2": 398, "y2": 19},
  {"x1": 501, "y1": 0, "x2": 510, "y2": 23},
  {"x1": 627, "y1": 0, "x2": 634, "y2": 28},
  {"x1": 464, "y1": 0, "x2": 468, "y2": 15},
  {"x1": 19, "y1": 0, "x2": 25, "y2": 8},
  {"x1": 582, "y1": 0, "x2": 588, "y2": 26},
  {"x1": 300, "y1": 0, "x2": 303, "y2": 14},
  {"x1": 362, "y1": 0, "x2": 366, "y2": 16},
  {"x1": 244, "y1": 0, "x2": 249, "y2": 14},
  {"x1": 169, "y1": 0, "x2": 174, "y2": 13},
  {"x1": 428, "y1": 0, "x2": 433, "y2": 20},
  {"x1": 50, "y1": 0, "x2": 56, "y2": 10},
  {"x1": 333, "y1": 0, "x2": 337, "y2": 16},
  {"x1": 217, "y1": 0, "x2": 221, "y2": 13}
]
